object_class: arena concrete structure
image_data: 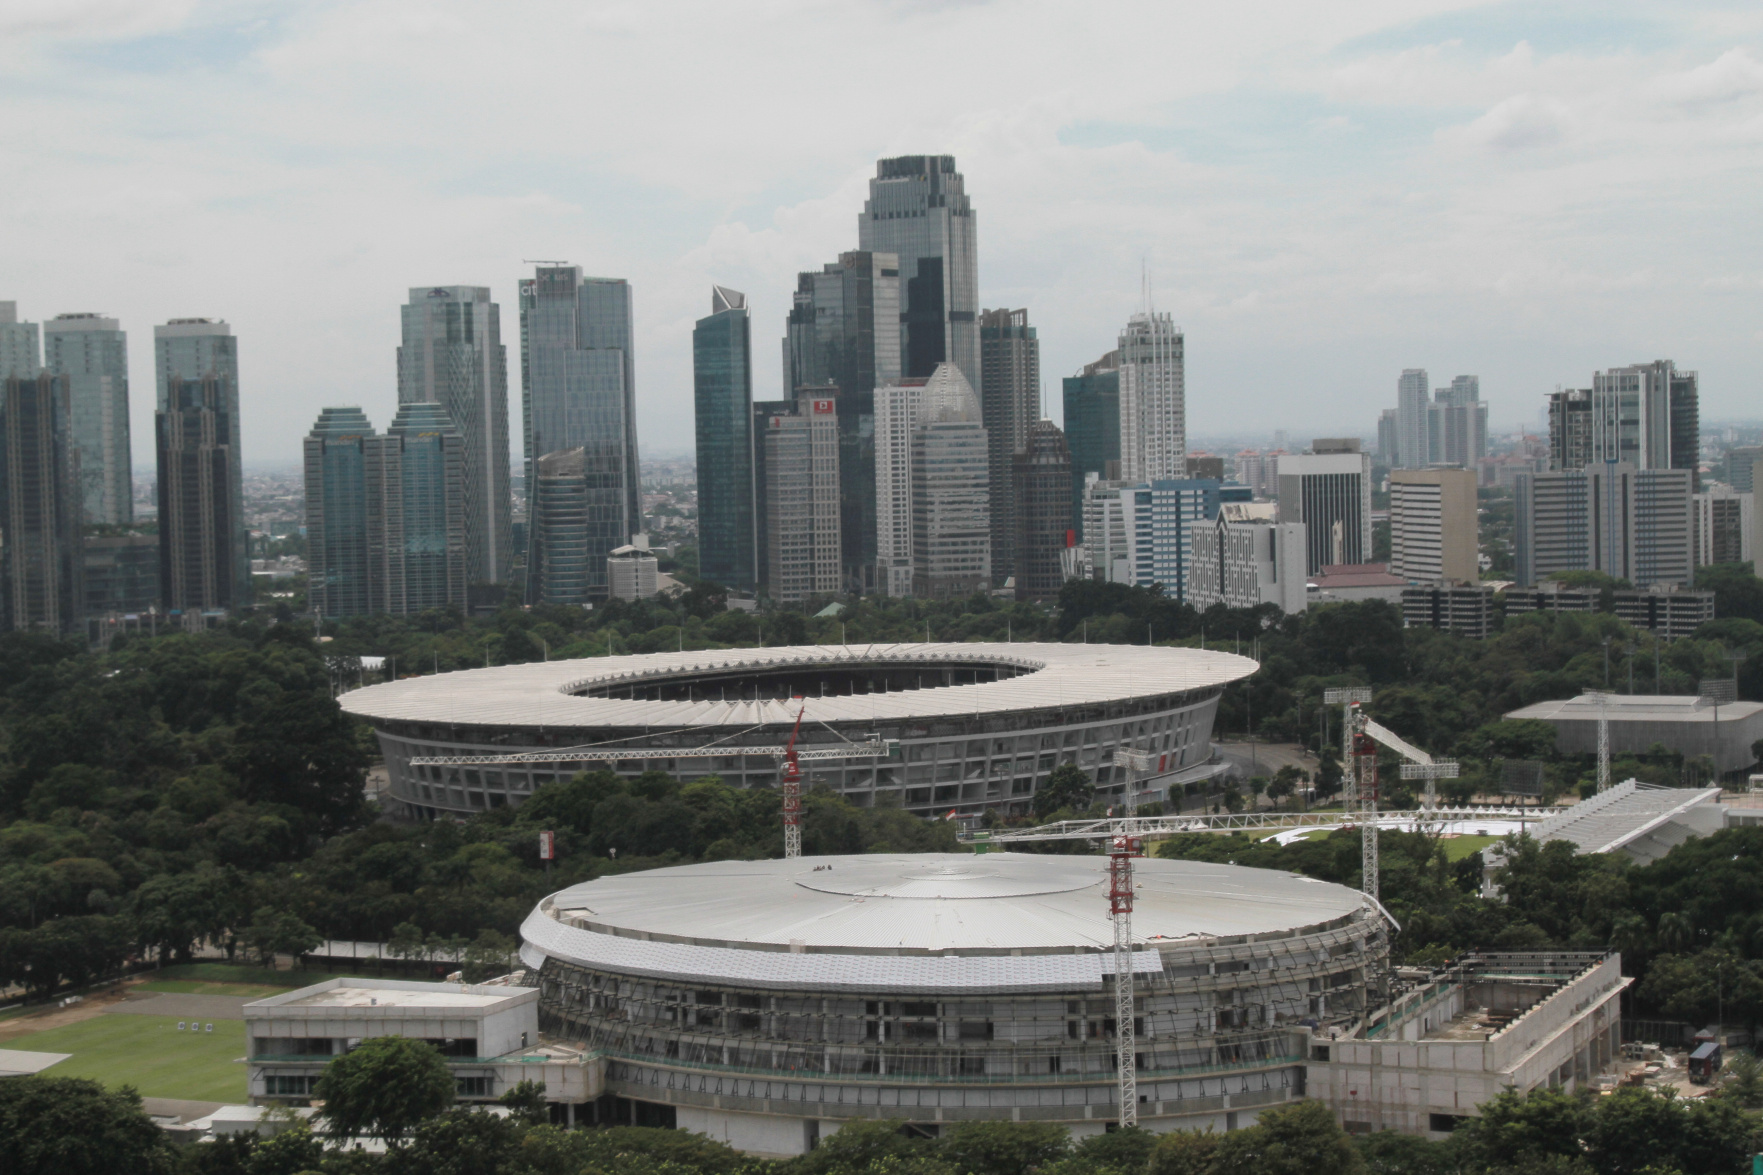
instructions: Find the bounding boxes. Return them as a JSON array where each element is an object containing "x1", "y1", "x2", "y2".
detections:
[
  {"x1": 517, "y1": 852, "x2": 1389, "y2": 1154},
  {"x1": 338, "y1": 642, "x2": 1259, "y2": 821}
]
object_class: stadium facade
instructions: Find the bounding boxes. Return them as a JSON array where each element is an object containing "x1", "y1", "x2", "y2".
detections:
[
  {"x1": 339, "y1": 642, "x2": 1259, "y2": 821},
  {"x1": 518, "y1": 852, "x2": 1387, "y2": 1153}
]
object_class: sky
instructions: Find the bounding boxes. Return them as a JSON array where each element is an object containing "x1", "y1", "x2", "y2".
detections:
[{"x1": 3, "y1": 0, "x2": 1760, "y2": 469}]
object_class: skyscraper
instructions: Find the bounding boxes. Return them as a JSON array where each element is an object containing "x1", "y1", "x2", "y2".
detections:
[
  {"x1": 0, "y1": 303, "x2": 39, "y2": 378},
  {"x1": 1395, "y1": 368, "x2": 1429, "y2": 469},
  {"x1": 304, "y1": 407, "x2": 376, "y2": 619},
  {"x1": 1427, "y1": 375, "x2": 1488, "y2": 468},
  {"x1": 912, "y1": 367, "x2": 990, "y2": 598},
  {"x1": 858, "y1": 155, "x2": 978, "y2": 386},
  {"x1": 0, "y1": 372, "x2": 83, "y2": 633},
  {"x1": 1012, "y1": 420, "x2": 1072, "y2": 602},
  {"x1": 762, "y1": 394, "x2": 842, "y2": 603},
  {"x1": 1547, "y1": 388, "x2": 1594, "y2": 471},
  {"x1": 43, "y1": 313, "x2": 131, "y2": 524},
  {"x1": 156, "y1": 373, "x2": 240, "y2": 615},
  {"x1": 874, "y1": 375, "x2": 928, "y2": 598},
  {"x1": 1062, "y1": 350, "x2": 1121, "y2": 536},
  {"x1": 398, "y1": 287, "x2": 513, "y2": 587},
  {"x1": 378, "y1": 401, "x2": 467, "y2": 613},
  {"x1": 694, "y1": 286, "x2": 756, "y2": 591},
  {"x1": 1589, "y1": 361, "x2": 1698, "y2": 481},
  {"x1": 1389, "y1": 468, "x2": 1479, "y2": 583},
  {"x1": 527, "y1": 448, "x2": 595, "y2": 606},
  {"x1": 155, "y1": 318, "x2": 247, "y2": 608},
  {"x1": 1276, "y1": 446, "x2": 1374, "y2": 574},
  {"x1": 784, "y1": 251, "x2": 901, "y2": 592},
  {"x1": 979, "y1": 308, "x2": 1039, "y2": 585},
  {"x1": 1377, "y1": 409, "x2": 1398, "y2": 467},
  {"x1": 1515, "y1": 464, "x2": 1693, "y2": 588},
  {"x1": 519, "y1": 267, "x2": 639, "y2": 600},
  {"x1": 1117, "y1": 312, "x2": 1185, "y2": 483}
]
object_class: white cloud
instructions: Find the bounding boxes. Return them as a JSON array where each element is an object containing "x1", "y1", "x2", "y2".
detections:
[{"x1": 0, "y1": 0, "x2": 1757, "y2": 464}]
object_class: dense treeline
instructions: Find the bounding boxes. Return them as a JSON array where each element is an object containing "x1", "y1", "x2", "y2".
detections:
[
  {"x1": 11, "y1": 1075, "x2": 1763, "y2": 1175},
  {"x1": 2, "y1": 576, "x2": 1759, "y2": 1005}
]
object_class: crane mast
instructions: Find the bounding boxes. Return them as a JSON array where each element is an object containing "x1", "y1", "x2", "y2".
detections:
[
  {"x1": 1108, "y1": 834, "x2": 1142, "y2": 1127},
  {"x1": 782, "y1": 700, "x2": 807, "y2": 859}
]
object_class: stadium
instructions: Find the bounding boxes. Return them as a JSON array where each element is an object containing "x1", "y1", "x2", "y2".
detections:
[
  {"x1": 517, "y1": 852, "x2": 1387, "y2": 1153},
  {"x1": 339, "y1": 642, "x2": 1260, "y2": 821}
]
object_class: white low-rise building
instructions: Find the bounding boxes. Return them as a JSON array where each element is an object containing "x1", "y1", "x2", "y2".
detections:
[
  {"x1": 244, "y1": 977, "x2": 596, "y2": 1117},
  {"x1": 1186, "y1": 511, "x2": 1307, "y2": 613}
]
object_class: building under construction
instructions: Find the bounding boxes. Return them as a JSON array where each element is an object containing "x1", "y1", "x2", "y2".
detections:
[{"x1": 517, "y1": 852, "x2": 1385, "y2": 1154}]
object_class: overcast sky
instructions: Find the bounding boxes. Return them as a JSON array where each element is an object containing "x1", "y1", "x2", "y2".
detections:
[{"x1": 5, "y1": 0, "x2": 1760, "y2": 468}]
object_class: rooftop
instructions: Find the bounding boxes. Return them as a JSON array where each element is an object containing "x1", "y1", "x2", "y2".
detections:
[
  {"x1": 245, "y1": 977, "x2": 535, "y2": 1015},
  {"x1": 1506, "y1": 693, "x2": 1763, "y2": 723},
  {"x1": 338, "y1": 642, "x2": 1258, "y2": 731},
  {"x1": 1525, "y1": 779, "x2": 1724, "y2": 856}
]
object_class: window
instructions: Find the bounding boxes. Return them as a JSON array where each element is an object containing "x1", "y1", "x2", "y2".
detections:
[
  {"x1": 264, "y1": 1075, "x2": 316, "y2": 1098},
  {"x1": 456, "y1": 1076, "x2": 494, "y2": 1098}
]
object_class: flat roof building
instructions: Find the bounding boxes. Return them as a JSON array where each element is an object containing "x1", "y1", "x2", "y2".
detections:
[{"x1": 1505, "y1": 693, "x2": 1763, "y2": 775}]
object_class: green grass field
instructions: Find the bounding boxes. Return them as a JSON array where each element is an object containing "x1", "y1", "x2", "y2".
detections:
[
  {"x1": 6, "y1": 1014, "x2": 247, "y2": 1102},
  {"x1": 1440, "y1": 834, "x2": 1498, "y2": 861},
  {"x1": 134, "y1": 980, "x2": 291, "y2": 997}
]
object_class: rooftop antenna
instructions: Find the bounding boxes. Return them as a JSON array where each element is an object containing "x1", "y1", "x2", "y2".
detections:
[{"x1": 522, "y1": 259, "x2": 570, "y2": 266}]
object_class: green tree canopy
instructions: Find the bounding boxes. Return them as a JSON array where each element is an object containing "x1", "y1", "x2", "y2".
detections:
[{"x1": 313, "y1": 1036, "x2": 454, "y2": 1143}]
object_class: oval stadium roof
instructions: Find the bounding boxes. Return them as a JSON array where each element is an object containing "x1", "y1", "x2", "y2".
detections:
[{"x1": 338, "y1": 642, "x2": 1258, "y2": 731}]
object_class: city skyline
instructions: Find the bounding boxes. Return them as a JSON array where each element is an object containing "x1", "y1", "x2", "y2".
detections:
[{"x1": 4, "y1": 5, "x2": 1757, "y2": 469}]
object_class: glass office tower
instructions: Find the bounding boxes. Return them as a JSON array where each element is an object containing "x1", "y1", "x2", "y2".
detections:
[
  {"x1": 979, "y1": 308, "x2": 1039, "y2": 583},
  {"x1": 783, "y1": 251, "x2": 900, "y2": 592},
  {"x1": 1061, "y1": 351, "x2": 1122, "y2": 539},
  {"x1": 385, "y1": 401, "x2": 467, "y2": 613},
  {"x1": 0, "y1": 303, "x2": 40, "y2": 379},
  {"x1": 398, "y1": 287, "x2": 513, "y2": 586},
  {"x1": 859, "y1": 155, "x2": 978, "y2": 388},
  {"x1": 0, "y1": 372, "x2": 84, "y2": 633},
  {"x1": 156, "y1": 374, "x2": 239, "y2": 616},
  {"x1": 44, "y1": 313, "x2": 131, "y2": 525},
  {"x1": 155, "y1": 319, "x2": 248, "y2": 607},
  {"x1": 303, "y1": 407, "x2": 376, "y2": 618},
  {"x1": 693, "y1": 286, "x2": 756, "y2": 591},
  {"x1": 519, "y1": 267, "x2": 639, "y2": 601}
]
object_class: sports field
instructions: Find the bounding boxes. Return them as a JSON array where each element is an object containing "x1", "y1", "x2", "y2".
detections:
[{"x1": 5, "y1": 1013, "x2": 248, "y2": 1102}]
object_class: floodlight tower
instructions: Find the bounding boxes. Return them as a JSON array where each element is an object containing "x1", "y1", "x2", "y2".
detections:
[
  {"x1": 1108, "y1": 834, "x2": 1143, "y2": 1127},
  {"x1": 1586, "y1": 689, "x2": 1611, "y2": 793}
]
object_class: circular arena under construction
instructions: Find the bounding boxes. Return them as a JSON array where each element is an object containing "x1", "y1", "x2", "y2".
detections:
[
  {"x1": 340, "y1": 642, "x2": 1258, "y2": 821},
  {"x1": 517, "y1": 852, "x2": 1386, "y2": 1154}
]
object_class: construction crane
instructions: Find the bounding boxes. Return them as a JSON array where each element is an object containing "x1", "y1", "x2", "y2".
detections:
[
  {"x1": 407, "y1": 701, "x2": 895, "y2": 859},
  {"x1": 1348, "y1": 708, "x2": 1459, "y2": 901},
  {"x1": 1108, "y1": 834, "x2": 1142, "y2": 1127}
]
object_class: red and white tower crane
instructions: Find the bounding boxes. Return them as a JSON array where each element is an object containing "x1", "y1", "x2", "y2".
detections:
[{"x1": 1108, "y1": 834, "x2": 1143, "y2": 1127}]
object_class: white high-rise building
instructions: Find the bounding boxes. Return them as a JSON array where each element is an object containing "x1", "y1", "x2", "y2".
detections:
[
  {"x1": 874, "y1": 363, "x2": 987, "y2": 597},
  {"x1": 1187, "y1": 507, "x2": 1308, "y2": 614},
  {"x1": 1395, "y1": 368, "x2": 1429, "y2": 469},
  {"x1": 1117, "y1": 312, "x2": 1185, "y2": 482},
  {"x1": 43, "y1": 313, "x2": 131, "y2": 525}
]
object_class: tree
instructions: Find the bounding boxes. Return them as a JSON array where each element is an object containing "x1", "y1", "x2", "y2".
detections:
[
  {"x1": 244, "y1": 907, "x2": 321, "y2": 970},
  {"x1": 392, "y1": 1107, "x2": 523, "y2": 1175},
  {"x1": 937, "y1": 1120, "x2": 1069, "y2": 1175},
  {"x1": 464, "y1": 929, "x2": 517, "y2": 982},
  {"x1": 1032, "y1": 764, "x2": 1094, "y2": 819},
  {"x1": 498, "y1": 1079, "x2": 548, "y2": 1126},
  {"x1": 1719, "y1": 1049, "x2": 1763, "y2": 1107},
  {"x1": 1315, "y1": 747, "x2": 1344, "y2": 803},
  {"x1": 0, "y1": 1076, "x2": 178, "y2": 1175},
  {"x1": 1210, "y1": 1099, "x2": 1362, "y2": 1175},
  {"x1": 240, "y1": 1119, "x2": 325, "y2": 1175},
  {"x1": 313, "y1": 1036, "x2": 454, "y2": 1143},
  {"x1": 1147, "y1": 1128, "x2": 1219, "y2": 1175}
]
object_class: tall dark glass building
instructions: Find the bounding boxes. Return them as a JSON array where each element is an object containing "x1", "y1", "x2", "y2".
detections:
[
  {"x1": 1014, "y1": 420, "x2": 1074, "y2": 602},
  {"x1": 980, "y1": 308, "x2": 1039, "y2": 584},
  {"x1": 381, "y1": 401, "x2": 467, "y2": 613},
  {"x1": 858, "y1": 155, "x2": 978, "y2": 388},
  {"x1": 784, "y1": 251, "x2": 900, "y2": 592},
  {"x1": 1, "y1": 372, "x2": 84, "y2": 633},
  {"x1": 693, "y1": 286, "x2": 756, "y2": 591},
  {"x1": 527, "y1": 448, "x2": 595, "y2": 605},
  {"x1": 519, "y1": 267, "x2": 639, "y2": 600},
  {"x1": 1061, "y1": 351, "x2": 1121, "y2": 539},
  {"x1": 155, "y1": 319, "x2": 247, "y2": 606},
  {"x1": 303, "y1": 407, "x2": 375, "y2": 619},
  {"x1": 156, "y1": 372, "x2": 238, "y2": 616}
]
